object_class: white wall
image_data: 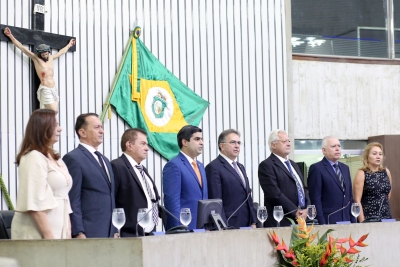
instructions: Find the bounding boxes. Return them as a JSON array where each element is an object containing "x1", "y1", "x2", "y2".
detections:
[
  {"x1": 292, "y1": 59, "x2": 400, "y2": 139},
  {"x1": 0, "y1": 0, "x2": 289, "y2": 216}
]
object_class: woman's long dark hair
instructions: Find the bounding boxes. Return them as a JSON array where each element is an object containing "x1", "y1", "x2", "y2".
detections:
[{"x1": 16, "y1": 109, "x2": 60, "y2": 165}]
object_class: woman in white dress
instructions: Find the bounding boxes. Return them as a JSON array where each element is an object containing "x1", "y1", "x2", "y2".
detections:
[{"x1": 12, "y1": 109, "x2": 73, "y2": 239}]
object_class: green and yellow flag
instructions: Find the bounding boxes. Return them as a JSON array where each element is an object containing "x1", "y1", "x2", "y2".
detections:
[{"x1": 106, "y1": 27, "x2": 209, "y2": 160}]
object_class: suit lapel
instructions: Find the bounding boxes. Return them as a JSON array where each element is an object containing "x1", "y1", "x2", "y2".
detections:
[
  {"x1": 218, "y1": 155, "x2": 247, "y2": 191},
  {"x1": 121, "y1": 154, "x2": 145, "y2": 193},
  {"x1": 271, "y1": 154, "x2": 294, "y2": 181},
  {"x1": 322, "y1": 157, "x2": 343, "y2": 190},
  {"x1": 79, "y1": 145, "x2": 111, "y2": 188}
]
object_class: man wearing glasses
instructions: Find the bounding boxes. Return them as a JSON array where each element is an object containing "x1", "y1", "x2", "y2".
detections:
[
  {"x1": 258, "y1": 130, "x2": 310, "y2": 227},
  {"x1": 205, "y1": 129, "x2": 257, "y2": 229}
]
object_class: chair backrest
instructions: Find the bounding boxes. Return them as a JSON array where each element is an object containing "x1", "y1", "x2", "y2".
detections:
[{"x1": 0, "y1": 210, "x2": 14, "y2": 239}]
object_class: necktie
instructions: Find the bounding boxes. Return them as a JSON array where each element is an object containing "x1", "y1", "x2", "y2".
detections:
[
  {"x1": 94, "y1": 151, "x2": 110, "y2": 184},
  {"x1": 232, "y1": 161, "x2": 246, "y2": 187},
  {"x1": 333, "y1": 163, "x2": 345, "y2": 192},
  {"x1": 192, "y1": 160, "x2": 202, "y2": 187},
  {"x1": 135, "y1": 165, "x2": 158, "y2": 226},
  {"x1": 284, "y1": 160, "x2": 305, "y2": 208}
]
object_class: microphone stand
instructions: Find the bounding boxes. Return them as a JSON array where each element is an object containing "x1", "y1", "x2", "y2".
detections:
[
  {"x1": 158, "y1": 204, "x2": 189, "y2": 234},
  {"x1": 226, "y1": 192, "x2": 251, "y2": 229},
  {"x1": 327, "y1": 200, "x2": 350, "y2": 224}
]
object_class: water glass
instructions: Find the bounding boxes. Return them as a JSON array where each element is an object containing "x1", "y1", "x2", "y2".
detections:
[
  {"x1": 273, "y1": 206, "x2": 284, "y2": 227},
  {"x1": 180, "y1": 208, "x2": 192, "y2": 226},
  {"x1": 112, "y1": 208, "x2": 126, "y2": 238},
  {"x1": 257, "y1": 206, "x2": 268, "y2": 226}
]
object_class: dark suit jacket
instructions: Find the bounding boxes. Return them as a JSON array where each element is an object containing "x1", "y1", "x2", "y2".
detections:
[
  {"x1": 111, "y1": 154, "x2": 160, "y2": 237},
  {"x1": 63, "y1": 144, "x2": 116, "y2": 238},
  {"x1": 163, "y1": 152, "x2": 208, "y2": 230},
  {"x1": 205, "y1": 155, "x2": 256, "y2": 228},
  {"x1": 258, "y1": 153, "x2": 310, "y2": 227},
  {"x1": 308, "y1": 157, "x2": 355, "y2": 224}
]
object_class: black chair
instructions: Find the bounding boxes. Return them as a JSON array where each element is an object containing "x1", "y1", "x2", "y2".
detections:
[{"x1": 0, "y1": 210, "x2": 14, "y2": 239}]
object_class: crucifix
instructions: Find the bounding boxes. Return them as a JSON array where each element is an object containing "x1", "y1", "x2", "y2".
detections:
[{"x1": 0, "y1": 0, "x2": 76, "y2": 113}]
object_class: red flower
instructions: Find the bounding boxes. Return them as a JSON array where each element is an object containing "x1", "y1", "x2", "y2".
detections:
[
  {"x1": 319, "y1": 253, "x2": 328, "y2": 267},
  {"x1": 343, "y1": 257, "x2": 354, "y2": 263},
  {"x1": 347, "y1": 247, "x2": 361, "y2": 254},
  {"x1": 270, "y1": 231, "x2": 280, "y2": 245},
  {"x1": 336, "y1": 237, "x2": 349, "y2": 244},
  {"x1": 349, "y1": 235, "x2": 356, "y2": 247},
  {"x1": 276, "y1": 239, "x2": 288, "y2": 253},
  {"x1": 284, "y1": 248, "x2": 296, "y2": 260}
]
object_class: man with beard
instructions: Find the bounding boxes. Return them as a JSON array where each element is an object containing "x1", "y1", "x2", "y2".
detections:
[{"x1": 4, "y1": 27, "x2": 75, "y2": 113}]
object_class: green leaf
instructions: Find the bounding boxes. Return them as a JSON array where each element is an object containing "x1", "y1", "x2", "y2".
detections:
[{"x1": 318, "y1": 229, "x2": 334, "y2": 244}]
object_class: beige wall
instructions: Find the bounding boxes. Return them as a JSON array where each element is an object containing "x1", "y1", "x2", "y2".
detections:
[{"x1": 292, "y1": 59, "x2": 400, "y2": 140}]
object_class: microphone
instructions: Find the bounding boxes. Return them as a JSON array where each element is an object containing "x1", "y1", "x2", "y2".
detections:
[
  {"x1": 135, "y1": 201, "x2": 158, "y2": 237},
  {"x1": 156, "y1": 201, "x2": 188, "y2": 234},
  {"x1": 284, "y1": 207, "x2": 300, "y2": 216},
  {"x1": 327, "y1": 200, "x2": 351, "y2": 224},
  {"x1": 226, "y1": 190, "x2": 252, "y2": 228}
]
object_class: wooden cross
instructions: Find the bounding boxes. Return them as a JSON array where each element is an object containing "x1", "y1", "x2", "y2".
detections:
[{"x1": 0, "y1": 0, "x2": 75, "y2": 110}]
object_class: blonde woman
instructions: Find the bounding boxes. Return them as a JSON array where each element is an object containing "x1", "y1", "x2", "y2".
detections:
[{"x1": 353, "y1": 142, "x2": 392, "y2": 222}]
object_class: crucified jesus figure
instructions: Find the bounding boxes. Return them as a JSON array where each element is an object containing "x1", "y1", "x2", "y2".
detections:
[{"x1": 4, "y1": 27, "x2": 75, "y2": 113}]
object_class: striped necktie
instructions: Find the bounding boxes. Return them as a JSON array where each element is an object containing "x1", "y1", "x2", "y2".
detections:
[{"x1": 135, "y1": 165, "x2": 158, "y2": 225}]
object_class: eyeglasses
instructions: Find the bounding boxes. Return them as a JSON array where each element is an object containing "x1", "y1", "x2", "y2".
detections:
[{"x1": 222, "y1": 141, "x2": 242, "y2": 146}]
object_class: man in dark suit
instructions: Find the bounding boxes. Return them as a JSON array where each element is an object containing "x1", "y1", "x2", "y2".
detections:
[
  {"x1": 63, "y1": 113, "x2": 116, "y2": 238},
  {"x1": 111, "y1": 128, "x2": 160, "y2": 236},
  {"x1": 308, "y1": 136, "x2": 355, "y2": 224},
  {"x1": 163, "y1": 125, "x2": 208, "y2": 230},
  {"x1": 205, "y1": 129, "x2": 257, "y2": 228},
  {"x1": 258, "y1": 130, "x2": 310, "y2": 227}
]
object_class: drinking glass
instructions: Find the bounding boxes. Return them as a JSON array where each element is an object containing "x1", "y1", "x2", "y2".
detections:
[
  {"x1": 180, "y1": 208, "x2": 192, "y2": 226},
  {"x1": 351, "y1": 203, "x2": 361, "y2": 222},
  {"x1": 112, "y1": 208, "x2": 126, "y2": 238},
  {"x1": 273, "y1": 206, "x2": 284, "y2": 227},
  {"x1": 257, "y1": 206, "x2": 268, "y2": 226},
  {"x1": 307, "y1": 205, "x2": 317, "y2": 221},
  {"x1": 137, "y1": 208, "x2": 151, "y2": 235}
]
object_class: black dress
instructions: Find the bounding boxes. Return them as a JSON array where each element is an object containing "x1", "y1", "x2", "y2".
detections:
[{"x1": 361, "y1": 170, "x2": 392, "y2": 220}]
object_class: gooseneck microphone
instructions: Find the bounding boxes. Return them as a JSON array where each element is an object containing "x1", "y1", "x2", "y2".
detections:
[
  {"x1": 156, "y1": 200, "x2": 188, "y2": 234},
  {"x1": 226, "y1": 191, "x2": 252, "y2": 228},
  {"x1": 135, "y1": 200, "x2": 158, "y2": 237},
  {"x1": 327, "y1": 200, "x2": 351, "y2": 224}
]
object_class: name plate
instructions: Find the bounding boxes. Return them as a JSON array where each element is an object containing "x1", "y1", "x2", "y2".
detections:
[
  {"x1": 192, "y1": 229, "x2": 206, "y2": 233},
  {"x1": 381, "y1": 219, "x2": 396, "y2": 223},
  {"x1": 152, "y1": 231, "x2": 165, "y2": 236},
  {"x1": 239, "y1": 226, "x2": 253, "y2": 230},
  {"x1": 336, "y1": 221, "x2": 351, "y2": 224}
]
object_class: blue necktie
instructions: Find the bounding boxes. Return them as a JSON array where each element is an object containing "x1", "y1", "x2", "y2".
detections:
[{"x1": 285, "y1": 160, "x2": 305, "y2": 208}]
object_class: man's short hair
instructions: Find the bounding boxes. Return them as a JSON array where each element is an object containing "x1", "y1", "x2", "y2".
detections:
[
  {"x1": 177, "y1": 125, "x2": 202, "y2": 149},
  {"x1": 321, "y1": 136, "x2": 337, "y2": 149},
  {"x1": 121, "y1": 128, "x2": 148, "y2": 151},
  {"x1": 75, "y1": 113, "x2": 98, "y2": 139},
  {"x1": 217, "y1": 129, "x2": 240, "y2": 151},
  {"x1": 268, "y1": 129, "x2": 287, "y2": 151}
]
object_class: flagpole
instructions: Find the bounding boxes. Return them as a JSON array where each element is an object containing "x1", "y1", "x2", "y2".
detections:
[
  {"x1": 0, "y1": 174, "x2": 14, "y2": 210},
  {"x1": 100, "y1": 31, "x2": 133, "y2": 122}
]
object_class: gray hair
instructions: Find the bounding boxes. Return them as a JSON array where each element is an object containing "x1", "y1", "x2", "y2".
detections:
[
  {"x1": 218, "y1": 129, "x2": 240, "y2": 151},
  {"x1": 268, "y1": 129, "x2": 287, "y2": 151},
  {"x1": 321, "y1": 136, "x2": 337, "y2": 149}
]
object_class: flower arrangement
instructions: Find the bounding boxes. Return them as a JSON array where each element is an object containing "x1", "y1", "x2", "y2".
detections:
[{"x1": 269, "y1": 217, "x2": 368, "y2": 267}]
